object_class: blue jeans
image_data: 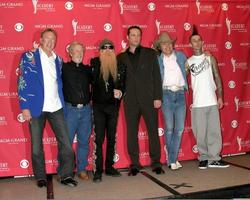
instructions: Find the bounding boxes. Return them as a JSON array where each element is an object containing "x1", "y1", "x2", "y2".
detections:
[
  {"x1": 65, "y1": 103, "x2": 92, "y2": 173},
  {"x1": 162, "y1": 90, "x2": 186, "y2": 165}
]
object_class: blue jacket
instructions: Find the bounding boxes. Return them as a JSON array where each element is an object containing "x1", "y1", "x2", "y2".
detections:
[
  {"x1": 157, "y1": 50, "x2": 188, "y2": 91},
  {"x1": 17, "y1": 49, "x2": 64, "y2": 117}
]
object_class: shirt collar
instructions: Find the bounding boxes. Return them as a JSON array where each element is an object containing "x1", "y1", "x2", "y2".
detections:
[
  {"x1": 126, "y1": 45, "x2": 142, "y2": 55},
  {"x1": 163, "y1": 51, "x2": 176, "y2": 60},
  {"x1": 39, "y1": 47, "x2": 56, "y2": 59}
]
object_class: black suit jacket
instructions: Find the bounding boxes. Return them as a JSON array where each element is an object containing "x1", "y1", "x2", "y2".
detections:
[{"x1": 117, "y1": 46, "x2": 162, "y2": 106}]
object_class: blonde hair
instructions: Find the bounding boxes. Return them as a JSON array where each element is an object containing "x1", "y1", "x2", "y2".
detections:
[{"x1": 99, "y1": 50, "x2": 117, "y2": 82}]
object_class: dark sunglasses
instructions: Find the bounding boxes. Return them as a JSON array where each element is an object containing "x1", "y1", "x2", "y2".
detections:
[{"x1": 101, "y1": 45, "x2": 114, "y2": 50}]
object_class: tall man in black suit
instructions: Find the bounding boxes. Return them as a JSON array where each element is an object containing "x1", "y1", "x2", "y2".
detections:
[{"x1": 117, "y1": 26, "x2": 164, "y2": 175}]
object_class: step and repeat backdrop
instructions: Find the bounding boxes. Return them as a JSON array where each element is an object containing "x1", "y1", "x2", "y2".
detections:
[{"x1": 0, "y1": 0, "x2": 249, "y2": 177}]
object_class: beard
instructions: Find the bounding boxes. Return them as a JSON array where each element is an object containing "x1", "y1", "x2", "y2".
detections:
[{"x1": 99, "y1": 50, "x2": 117, "y2": 82}]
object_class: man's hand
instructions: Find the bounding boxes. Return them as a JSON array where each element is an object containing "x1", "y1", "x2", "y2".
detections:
[
  {"x1": 218, "y1": 97, "x2": 224, "y2": 109},
  {"x1": 154, "y1": 100, "x2": 161, "y2": 109},
  {"x1": 114, "y1": 89, "x2": 122, "y2": 99},
  {"x1": 22, "y1": 109, "x2": 32, "y2": 121}
]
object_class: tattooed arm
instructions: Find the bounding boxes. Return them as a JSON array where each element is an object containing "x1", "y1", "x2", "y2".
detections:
[
  {"x1": 210, "y1": 56, "x2": 223, "y2": 109},
  {"x1": 185, "y1": 61, "x2": 190, "y2": 75}
]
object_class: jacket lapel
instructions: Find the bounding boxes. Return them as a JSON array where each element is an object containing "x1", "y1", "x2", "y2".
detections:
[
  {"x1": 34, "y1": 49, "x2": 44, "y2": 87},
  {"x1": 136, "y1": 47, "x2": 144, "y2": 71}
]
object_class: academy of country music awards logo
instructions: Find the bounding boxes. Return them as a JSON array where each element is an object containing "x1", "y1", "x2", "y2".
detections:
[
  {"x1": 0, "y1": 69, "x2": 6, "y2": 79},
  {"x1": 138, "y1": 131, "x2": 149, "y2": 140},
  {"x1": 155, "y1": 19, "x2": 176, "y2": 35},
  {"x1": 32, "y1": 0, "x2": 55, "y2": 14},
  {"x1": 236, "y1": 136, "x2": 250, "y2": 151},
  {"x1": 164, "y1": 145, "x2": 168, "y2": 160},
  {"x1": 121, "y1": 40, "x2": 127, "y2": 50},
  {"x1": 139, "y1": 151, "x2": 150, "y2": 159},
  {"x1": 0, "y1": 116, "x2": 7, "y2": 126},
  {"x1": 195, "y1": 0, "x2": 215, "y2": 15},
  {"x1": 71, "y1": 19, "x2": 95, "y2": 36},
  {"x1": 119, "y1": 1, "x2": 155, "y2": 14},
  {"x1": 226, "y1": 17, "x2": 247, "y2": 36},
  {"x1": 43, "y1": 137, "x2": 58, "y2": 145},
  {"x1": 231, "y1": 57, "x2": 248, "y2": 72},
  {"x1": 0, "y1": 92, "x2": 18, "y2": 98},
  {"x1": 0, "y1": 162, "x2": 9, "y2": 171},
  {"x1": 203, "y1": 43, "x2": 218, "y2": 52},
  {"x1": 234, "y1": 96, "x2": 250, "y2": 112},
  {"x1": 0, "y1": 25, "x2": 4, "y2": 34}
]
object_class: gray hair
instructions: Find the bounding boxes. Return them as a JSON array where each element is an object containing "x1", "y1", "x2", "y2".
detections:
[{"x1": 68, "y1": 41, "x2": 85, "y2": 54}]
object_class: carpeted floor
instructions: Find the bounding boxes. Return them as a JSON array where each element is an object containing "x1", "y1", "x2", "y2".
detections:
[{"x1": 0, "y1": 154, "x2": 249, "y2": 200}]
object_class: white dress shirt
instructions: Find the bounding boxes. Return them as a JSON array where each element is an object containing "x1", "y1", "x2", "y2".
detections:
[{"x1": 39, "y1": 48, "x2": 62, "y2": 112}]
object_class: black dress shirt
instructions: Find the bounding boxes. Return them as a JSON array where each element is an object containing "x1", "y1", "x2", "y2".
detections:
[
  {"x1": 126, "y1": 45, "x2": 141, "y2": 69},
  {"x1": 62, "y1": 61, "x2": 92, "y2": 105}
]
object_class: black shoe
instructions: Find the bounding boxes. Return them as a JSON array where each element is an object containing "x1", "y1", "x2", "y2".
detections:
[
  {"x1": 37, "y1": 179, "x2": 47, "y2": 188},
  {"x1": 152, "y1": 167, "x2": 165, "y2": 174},
  {"x1": 208, "y1": 160, "x2": 230, "y2": 168},
  {"x1": 199, "y1": 160, "x2": 208, "y2": 169},
  {"x1": 128, "y1": 167, "x2": 140, "y2": 176},
  {"x1": 93, "y1": 173, "x2": 102, "y2": 183},
  {"x1": 60, "y1": 177, "x2": 78, "y2": 187},
  {"x1": 105, "y1": 168, "x2": 121, "y2": 177}
]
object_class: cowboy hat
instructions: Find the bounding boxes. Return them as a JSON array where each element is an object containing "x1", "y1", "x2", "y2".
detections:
[{"x1": 153, "y1": 32, "x2": 176, "y2": 50}]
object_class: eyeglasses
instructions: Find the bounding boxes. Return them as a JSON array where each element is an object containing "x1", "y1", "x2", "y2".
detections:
[{"x1": 101, "y1": 45, "x2": 114, "y2": 50}]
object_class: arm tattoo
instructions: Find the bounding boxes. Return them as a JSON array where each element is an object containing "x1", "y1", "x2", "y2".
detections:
[{"x1": 211, "y1": 56, "x2": 223, "y2": 99}]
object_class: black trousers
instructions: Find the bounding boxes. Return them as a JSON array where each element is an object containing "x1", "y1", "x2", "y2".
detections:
[
  {"x1": 93, "y1": 103, "x2": 119, "y2": 174},
  {"x1": 124, "y1": 104, "x2": 161, "y2": 169},
  {"x1": 29, "y1": 109, "x2": 74, "y2": 180}
]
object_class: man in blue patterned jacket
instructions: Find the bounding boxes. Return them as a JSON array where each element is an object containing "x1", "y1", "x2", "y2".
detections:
[{"x1": 17, "y1": 28, "x2": 77, "y2": 188}]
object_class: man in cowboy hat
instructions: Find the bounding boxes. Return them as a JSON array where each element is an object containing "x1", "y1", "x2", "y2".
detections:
[{"x1": 154, "y1": 32, "x2": 188, "y2": 170}]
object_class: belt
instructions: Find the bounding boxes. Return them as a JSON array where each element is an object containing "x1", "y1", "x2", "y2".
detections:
[
  {"x1": 163, "y1": 85, "x2": 184, "y2": 92},
  {"x1": 66, "y1": 102, "x2": 86, "y2": 108}
]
